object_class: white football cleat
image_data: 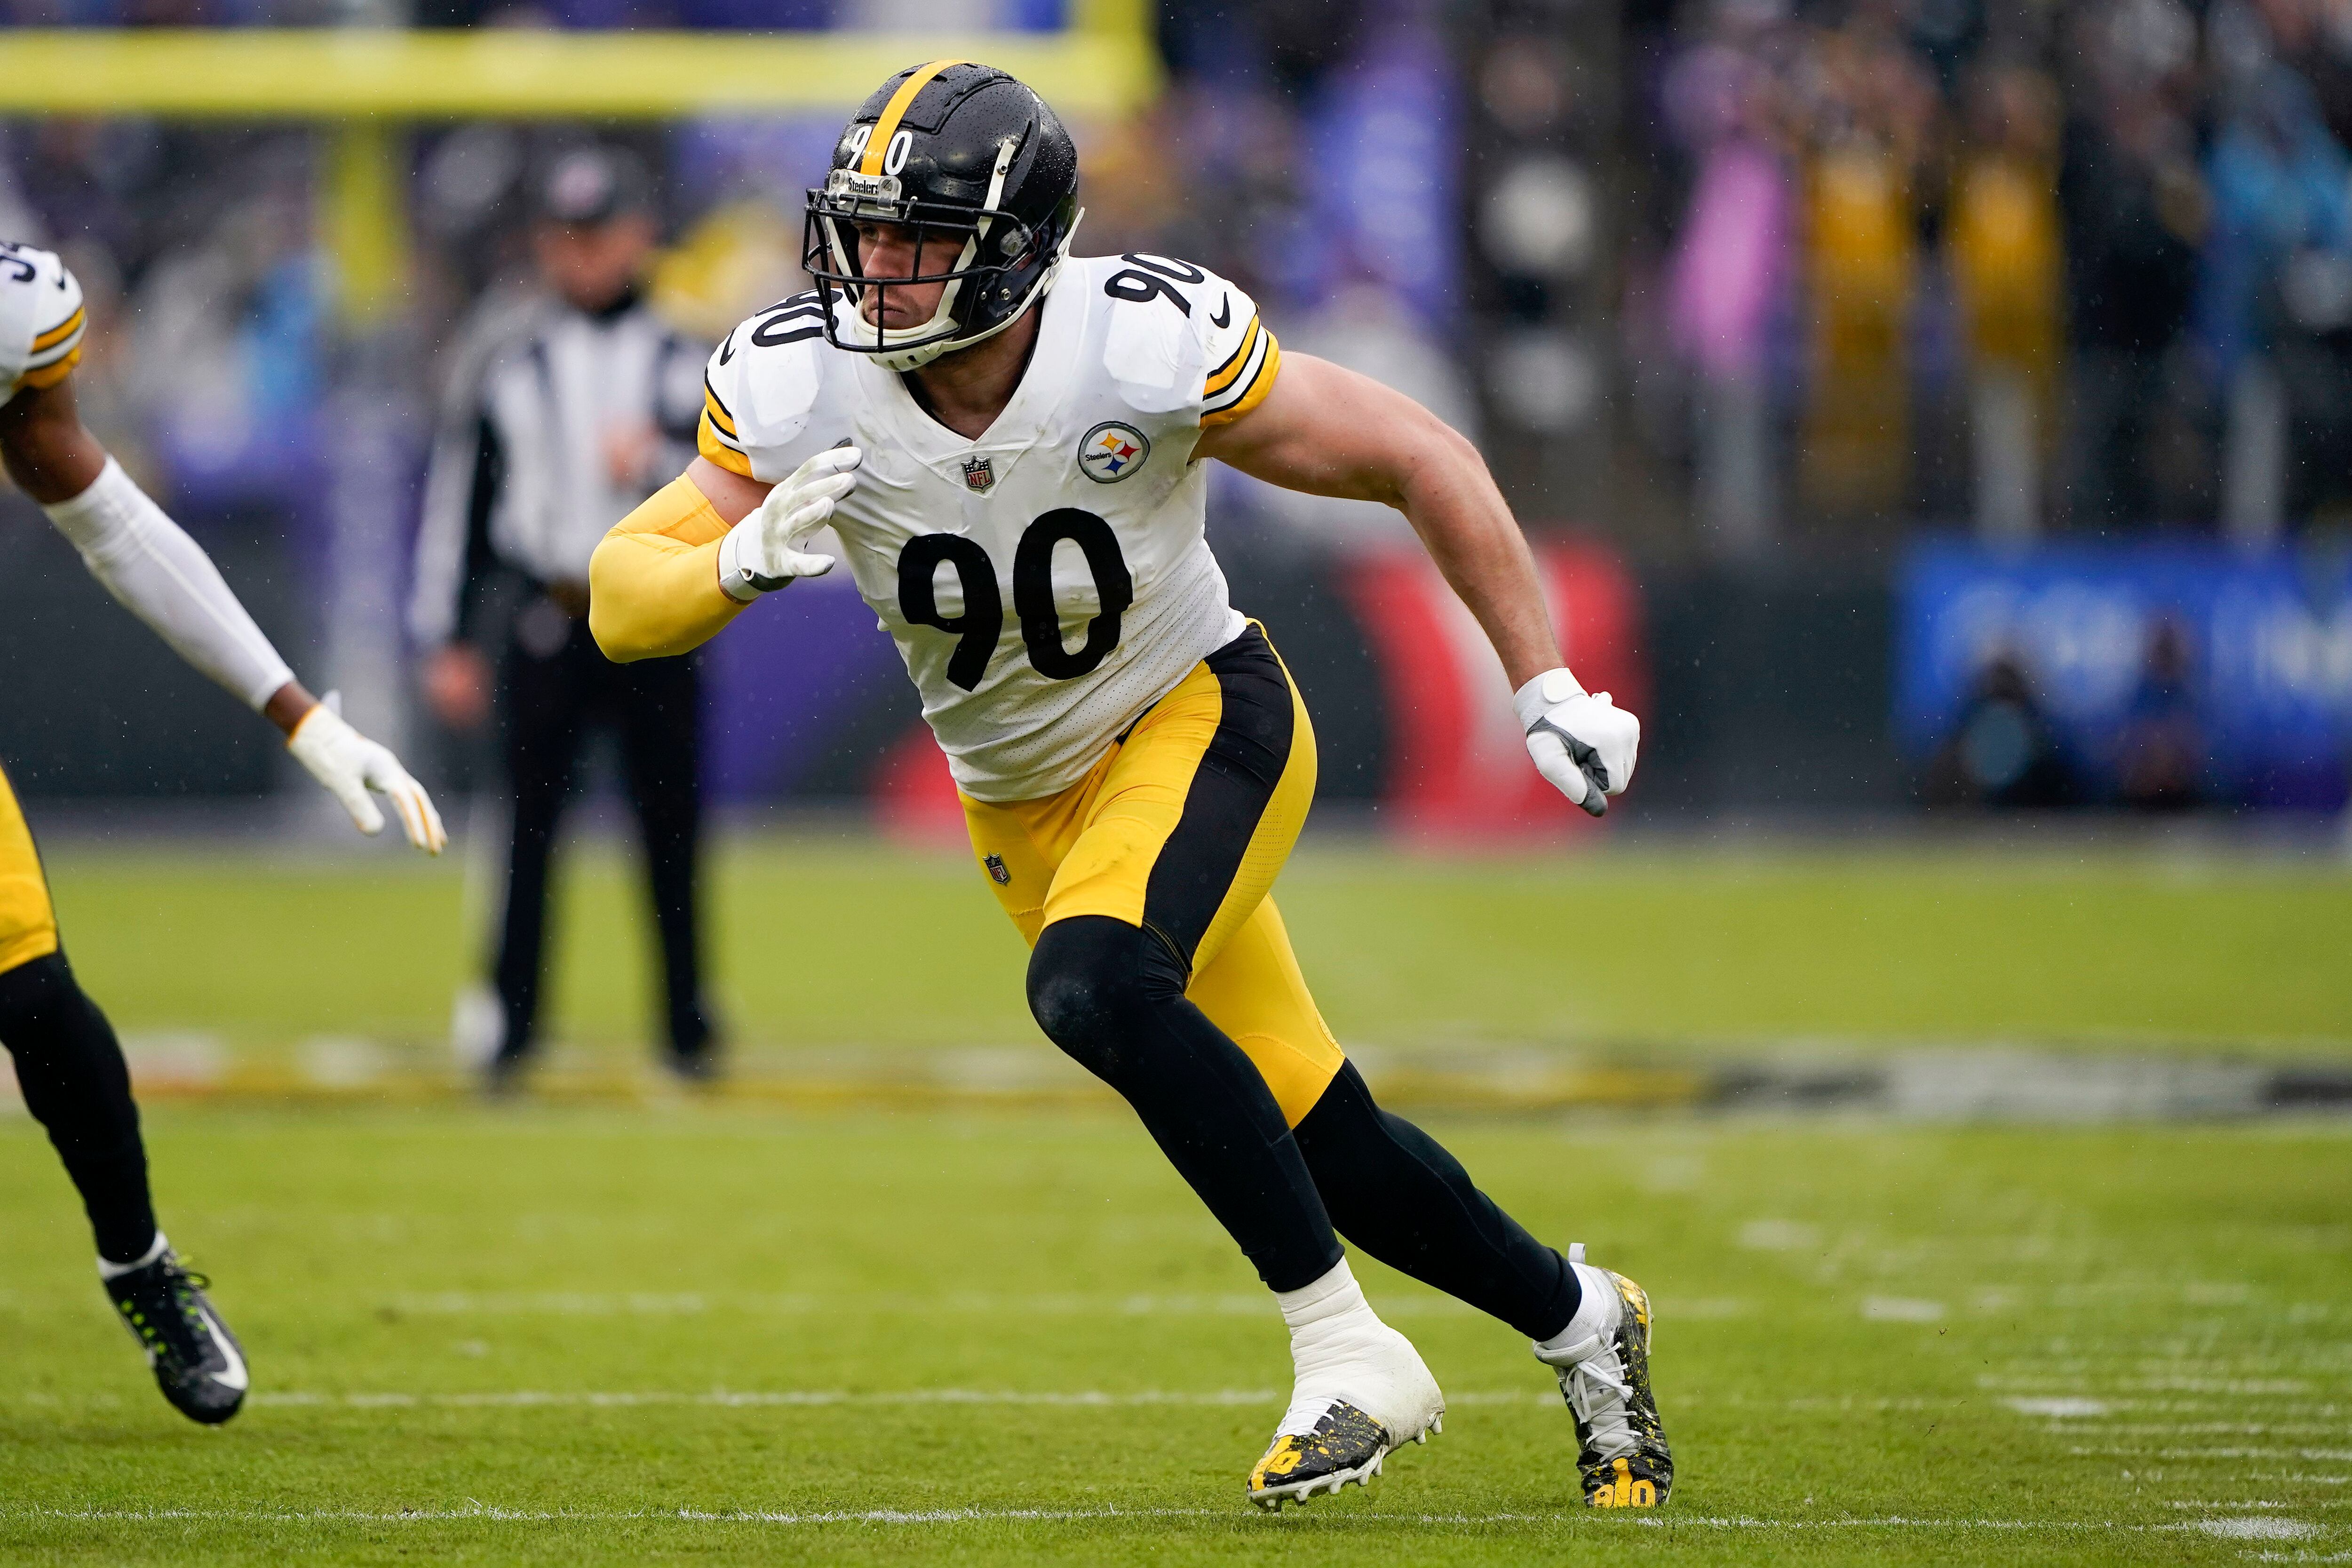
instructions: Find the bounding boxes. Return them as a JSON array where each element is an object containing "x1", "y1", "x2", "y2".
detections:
[{"x1": 1248, "y1": 1262, "x2": 1445, "y2": 1510}]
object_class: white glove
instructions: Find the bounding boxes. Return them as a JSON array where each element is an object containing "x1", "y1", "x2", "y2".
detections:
[
  {"x1": 286, "y1": 701, "x2": 447, "y2": 853},
  {"x1": 1514, "y1": 667, "x2": 1640, "y2": 818},
  {"x1": 717, "y1": 446, "x2": 863, "y2": 602}
]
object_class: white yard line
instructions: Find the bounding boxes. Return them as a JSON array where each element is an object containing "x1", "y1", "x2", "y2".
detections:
[
  {"x1": 7, "y1": 1505, "x2": 2312, "y2": 1533},
  {"x1": 232, "y1": 1388, "x2": 1556, "y2": 1410}
]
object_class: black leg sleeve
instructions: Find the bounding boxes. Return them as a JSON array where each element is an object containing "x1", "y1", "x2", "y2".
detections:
[
  {"x1": 616, "y1": 651, "x2": 710, "y2": 1059},
  {"x1": 1295, "y1": 1061, "x2": 1581, "y2": 1341},
  {"x1": 0, "y1": 953, "x2": 157, "y2": 1264},
  {"x1": 1028, "y1": 915, "x2": 1342, "y2": 1292}
]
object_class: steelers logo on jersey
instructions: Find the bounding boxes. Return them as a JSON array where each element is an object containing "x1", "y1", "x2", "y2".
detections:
[{"x1": 1079, "y1": 421, "x2": 1151, "y2": 483}]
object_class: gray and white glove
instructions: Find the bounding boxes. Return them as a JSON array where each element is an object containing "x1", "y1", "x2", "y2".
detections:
[
  {"x1": 717, "y1": 446, "x2": 862, "y2": 602},
  {"x1": 1515, "y1": 667, "x2": 1640, "y2": 818},
  {"x1": 287, "y1": 700, "x2": 447, "y2": 853}
]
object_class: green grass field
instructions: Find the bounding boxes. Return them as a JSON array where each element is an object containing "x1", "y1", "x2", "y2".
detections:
[
  {"x1": 5, "y1": 835, "x2": 2351, "y2": 1564},
  {"x1": 33, "y1": 832, "x2": 2352, "y2": 1062},
  {"x1": 4, "y1": 1109, "x2": 2348, "y2": 1564}
]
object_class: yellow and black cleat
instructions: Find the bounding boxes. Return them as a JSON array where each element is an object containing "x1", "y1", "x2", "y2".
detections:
[
  {"x1": 1247, "y1": 1400, "x2": 1436, "y2": 1511},
  {"x1": 1540, "y1": 1250, "x2": 1674, "y2": 1509},
  {"x1": 1588, "y1": 1453, "x2": 1669, "y2": 1508}
]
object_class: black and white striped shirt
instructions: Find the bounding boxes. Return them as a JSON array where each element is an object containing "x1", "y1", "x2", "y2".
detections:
[{"x1": 409, "y1": 289, "x2": 706, "y2": 648}]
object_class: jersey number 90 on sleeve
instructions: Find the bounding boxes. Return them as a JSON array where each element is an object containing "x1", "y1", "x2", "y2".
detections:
[{"x1": 897, "y1": 510, "x2": 1135, "y2": 691}]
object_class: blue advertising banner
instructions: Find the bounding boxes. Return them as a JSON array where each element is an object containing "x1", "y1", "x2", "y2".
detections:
[{"x1": 1896, "y1": 539, "x2": 2352, "y2": 810}]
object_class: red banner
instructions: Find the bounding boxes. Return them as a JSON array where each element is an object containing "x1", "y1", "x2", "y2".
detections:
[{"x1": 1341, "y1": 541, "x2": 1648, "y2": 841}]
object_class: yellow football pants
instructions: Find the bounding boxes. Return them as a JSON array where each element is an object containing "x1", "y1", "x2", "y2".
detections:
[
  {"x1": 961, "y1": 625, "x2": 1345, "y2": 1126},
  {"x1": 0, "y1": 762, "x2": 61, "y2": 975}
]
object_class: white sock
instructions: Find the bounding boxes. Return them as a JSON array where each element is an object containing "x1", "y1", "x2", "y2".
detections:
[
  {"x1": 1535, "y1": 1247, "x2": 1621, "y2": 1360},
  {"x1": 1275, "y1": 1258, "x2": 1391, "y2": 1434},
  {"x1": 97, "y1": 1232, "x2": 167, "y2": 1281},
  {"x1": 1277, "y1": 1257, "x2": 1374, "y2": 1335}
]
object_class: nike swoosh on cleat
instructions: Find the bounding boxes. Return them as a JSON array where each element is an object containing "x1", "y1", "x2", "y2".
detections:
[{"x1": 199, "y1": 1305, "x2": 248, "y2": 1392}]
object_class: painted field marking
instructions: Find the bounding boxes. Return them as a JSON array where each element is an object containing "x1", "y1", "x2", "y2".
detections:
[
  {"x1": 2073, "y1": 1446, "x2": 2352, "y2": 1461},
  {"x1": 230, "y1": 1388, "x2": 1565, "y2": 1410},
  {"x1": 371, "y1": 1290, "x2": 1489, "y2": 1319},
  {"x1": 6, "y1": 1505, "x2": 2321, "y2": 1534}
]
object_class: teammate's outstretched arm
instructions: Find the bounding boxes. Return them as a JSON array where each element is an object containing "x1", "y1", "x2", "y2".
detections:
[
  {"x1": 0, "y1": 375, "x2": 445, "y2": 852},
  {"x1": 1194, "y1": 353, "x2": 1639, "y2": 814}
]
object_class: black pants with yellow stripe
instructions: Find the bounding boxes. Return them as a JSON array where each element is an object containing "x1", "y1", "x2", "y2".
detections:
[
  {"x1": 965, "y1": 626, "x2": 1579, "y2": 1339},
  {"x1": 0, "y1": 763, "x2": 157, "y2": 1264}
]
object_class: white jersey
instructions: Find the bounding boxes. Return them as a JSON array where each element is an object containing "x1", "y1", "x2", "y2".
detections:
[
  {"x1": 699, "y1": 253, "x2": 1282, "y2": 803},
  {"x1": 0, "y1": 241, "x2": 88, "y2": 400}
]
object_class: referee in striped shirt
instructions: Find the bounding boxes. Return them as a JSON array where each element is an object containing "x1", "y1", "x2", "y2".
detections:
[{"x1": 409, "y1": 147, "x2": 716, "y2": 1088}]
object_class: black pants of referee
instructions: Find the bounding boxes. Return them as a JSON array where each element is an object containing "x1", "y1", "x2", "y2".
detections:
[{"x1": 493, "y1": 600, "x2": 711, "y2": 1070}]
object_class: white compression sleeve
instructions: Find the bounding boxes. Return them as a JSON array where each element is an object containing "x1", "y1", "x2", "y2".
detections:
[{"x1": 41, "y1": 458, "x2": 295, "y2": 712}]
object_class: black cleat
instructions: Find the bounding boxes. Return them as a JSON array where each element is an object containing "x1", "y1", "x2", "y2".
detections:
[
  {"x1": 1536, "y1": 1243, "x2": 1674, "y2": 1507},
  {"x1": 105, "y1": 1250, "x2": 248, "y2": 1425},
  {"x1": 1248, "y1": 1401, "x2": 1422, "y2": 1509}
]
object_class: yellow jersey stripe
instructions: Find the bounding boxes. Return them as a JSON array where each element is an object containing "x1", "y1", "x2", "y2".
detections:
[
  {"x1": 703, "y1": 383, "x2": 738, "y2": 438},
  {"x1": 16, "y1": 345, "x2": 81, "y2": 390},
  {"x1": 1203, "y1": 323, "x2": 1271, "y2": 410},
  {"x1": 698, "y1": 410, "x2": 753, "y2": 476},
  {"x1": 31, "y1": 306, "x2": 85, "y2": 353},
  {"x1": 860, "y1": 59, "x2": 968, "y2": 176},
  {"x1": 1201, "y1": 334, "x2": 1279, "y2": 428},
  {"x1": 1203, "y1": 316, "x2": 1262, "y2": 396}
]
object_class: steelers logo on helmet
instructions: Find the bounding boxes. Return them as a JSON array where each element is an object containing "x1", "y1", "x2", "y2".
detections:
[
  {"x1": 804, "y1": 61, "x2": 1083, "y2": 373},
  {"x1": 1079, "y1": 421, "x2": 1151, "y2": 483}
]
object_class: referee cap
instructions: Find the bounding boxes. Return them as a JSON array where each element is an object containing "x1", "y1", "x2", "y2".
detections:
[{"x1": 536, "y1": 146, "x2": 654, "y2": 227}]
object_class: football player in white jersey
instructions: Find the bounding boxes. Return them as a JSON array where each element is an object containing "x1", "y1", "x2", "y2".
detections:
[
  {"x1": 590, "y1": 63, "x2": 1668, "y2": 1510},
  {"x1": 0, "y1": 237, "x2": 445, "y2": 1423}
]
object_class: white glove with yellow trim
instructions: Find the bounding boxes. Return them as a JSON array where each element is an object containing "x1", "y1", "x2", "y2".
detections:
[
  {"x1": 717, "y1": 446, "x2": 862, "y2": 602},
  {"x1": 1515, "y1": 668, "x2": 1640, "y2": 818},
  {"x1": 287, "y1": 701, "x2": 447, "y2": 853}
]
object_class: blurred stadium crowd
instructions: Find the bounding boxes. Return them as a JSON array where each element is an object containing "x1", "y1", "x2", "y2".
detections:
[
  {"x1": 1620, "y1": 0, "x2": 2352, "y2": 549},
  {"x1": 0, "y1": 0, "x2": 2347, "y2": 818}
]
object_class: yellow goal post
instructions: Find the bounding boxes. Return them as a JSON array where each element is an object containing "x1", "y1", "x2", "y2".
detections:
[{"x1": 0, "y1": 8, "x2": 1161, "y2": 323}]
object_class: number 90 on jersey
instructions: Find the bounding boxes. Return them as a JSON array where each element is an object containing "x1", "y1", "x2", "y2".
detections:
[{"x1": 896, "y1": 510, "x2": 1136, "y2": 691}]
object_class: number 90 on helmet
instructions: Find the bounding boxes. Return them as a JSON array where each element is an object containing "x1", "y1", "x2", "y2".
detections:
[{"x1": 804, "y1": 61, "x2": 1083, "y2": 372}]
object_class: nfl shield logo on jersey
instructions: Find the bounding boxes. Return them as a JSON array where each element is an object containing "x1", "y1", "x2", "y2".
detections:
[
  {"x1": 984, "y1": 853, "x2": 1011, "y2": 885},
  {"x1": 961, "y1": 455, "x2": 996, "y2": 493},
  {"x1": 1079, "y1": 422, "x2": 1151, "y2": 483}
]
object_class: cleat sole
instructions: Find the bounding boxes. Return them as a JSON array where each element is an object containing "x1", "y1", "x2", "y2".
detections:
[{"x1": 1246, "y1": 1414, "x2": 1438, "y2": 1512}]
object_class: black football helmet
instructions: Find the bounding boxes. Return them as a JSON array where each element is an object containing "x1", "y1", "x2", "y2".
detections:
[{"x1": 804, "y1": 61, "x2": 1082, "y2": 370}]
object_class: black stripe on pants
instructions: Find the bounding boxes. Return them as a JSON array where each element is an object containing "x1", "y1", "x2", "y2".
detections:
[{"x1": 1139, "y1": 625, "x2": 1297, "y2": 971}]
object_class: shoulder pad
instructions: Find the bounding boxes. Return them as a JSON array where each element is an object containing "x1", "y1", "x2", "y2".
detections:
[
  {"x1": 1088, "y1": 254, "x2": 1270, "y2": 424},
  {"x1": 700, "y1": 291, "x2": 833, "y2": 481},
  {"x1": 0, "y1": 242, "x2": 87, "y2": 394}
]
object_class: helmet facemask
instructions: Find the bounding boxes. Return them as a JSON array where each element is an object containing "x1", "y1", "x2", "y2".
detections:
[{"x1": 805, "y1": 134, "x2": 1073, "y2": 372}]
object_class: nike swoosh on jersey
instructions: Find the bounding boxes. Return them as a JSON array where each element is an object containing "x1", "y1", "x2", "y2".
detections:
[
  {"x1": 719, "y1": 327, "x2": 738, "y2": 365},
  {"x1": 1211, "y1": 294, "x2": 1232, "y2": 329}
]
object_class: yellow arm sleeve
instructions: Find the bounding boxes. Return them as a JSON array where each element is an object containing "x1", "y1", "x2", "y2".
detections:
[{"x1": 588, "y1": 474, "x2": 747, "y2": 662}]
